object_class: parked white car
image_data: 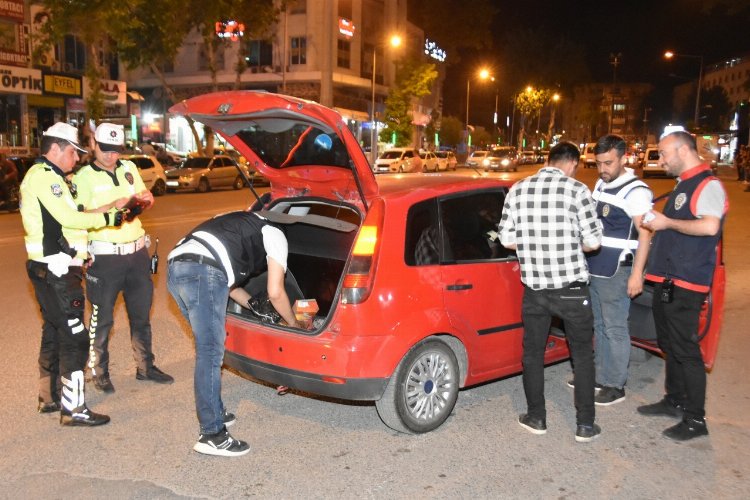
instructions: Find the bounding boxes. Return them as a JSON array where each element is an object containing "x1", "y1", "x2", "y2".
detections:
[
  {"x1": 120, "y1": 154, "x2": 168, "y2": 196},
  {"x1": 466, "y1": 150, "x2": 488, "y2": 168},
  {"x1": 373, "y1": 148, "x2": 423, "y2": 173},
  {"x1": 419, "y1": 151, "x2": 439, "y2": 172},
  {"x1": 435, "y1": 151, "x2": 457, "y2": 171}
]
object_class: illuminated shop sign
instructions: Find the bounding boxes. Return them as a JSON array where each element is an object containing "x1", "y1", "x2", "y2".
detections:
[
  {"x1": 42, "y1": 73, "x2": 82, "y2": 97},
  {"x1": 424, "y1": 38, "x2": 446, "y2": 62},
  {"x1": 215, "y1": 20, "x2": 245, "y2": 41},
  {"x1": 0, "y1": 0, "x2": 24, "y2": 22},
  {"x1": 0, "y1": 64, "x2": 42, "y2": 94},
  {"x1": 339, "y1": 18, "x2": 355, "y2": 38}
]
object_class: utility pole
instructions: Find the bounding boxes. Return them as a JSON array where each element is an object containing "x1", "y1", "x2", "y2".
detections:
[{"x1": 609, "y1": 53, "x2": 621, "y2": 134}]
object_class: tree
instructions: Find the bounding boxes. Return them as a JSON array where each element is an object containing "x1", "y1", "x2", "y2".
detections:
[
  {"x1": 514, "y1": 87, "x2": 552, "y2": 149},
  {"x1": 470, "y1": 126, "x2": 492, "y2": 149},
  {"x1": 380, "y1": 58, "x2": 438, "y2": 147},
  {"x1": 700, "y1": 86, "x2": 732, "y2": 131},
  {"x1": 33, "y1": 1, "x2": 132, "y2": 122},
  {"x1": 439, "y1": 116, "x2": 463, "y2": 148}
]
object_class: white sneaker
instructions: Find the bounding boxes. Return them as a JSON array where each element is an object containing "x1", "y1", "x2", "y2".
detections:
[{"x1": 193, "y1": 428, "x2": 250, "y2": 457}]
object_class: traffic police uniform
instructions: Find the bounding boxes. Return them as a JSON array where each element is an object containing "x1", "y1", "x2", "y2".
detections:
[
  {"x1": 22, "y1": 145, "x2": 121, "y2": 423},
  {"x1": 74, "y1": 155, "x2": 166, "y2": 386}
]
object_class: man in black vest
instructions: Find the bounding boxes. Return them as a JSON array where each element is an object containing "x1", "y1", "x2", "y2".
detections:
[
  {"x1": 639, "y1": 129, "x2": 728, "y2": 441},
  {"x1": 167, "y1": 210, "x2": 300, "y2": 456},
  {"x1": 585, "y1": 135, "x2": 653, "y2": 407}
]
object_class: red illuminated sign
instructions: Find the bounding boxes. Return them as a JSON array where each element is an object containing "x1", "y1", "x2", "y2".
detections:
[
  {"x1": 338, "y1": 18, "x2": 355, "y2": 38},
  {"x1": 215, "y1": 20, "x2": 245, "y2": 42}
]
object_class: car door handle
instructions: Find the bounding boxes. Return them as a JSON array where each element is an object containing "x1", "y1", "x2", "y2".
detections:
[{"x1": 447, "y1": 283, "x2": 473, "y2": 291}]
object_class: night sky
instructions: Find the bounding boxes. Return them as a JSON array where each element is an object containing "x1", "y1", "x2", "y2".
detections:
[{"x1": 440, "y1": 0, "x2": 750, "y2": 127}]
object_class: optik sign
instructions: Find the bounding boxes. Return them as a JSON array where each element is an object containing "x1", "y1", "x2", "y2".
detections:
[{"x1": 0, "y1": 64, "x2": 43, "y2": 95}]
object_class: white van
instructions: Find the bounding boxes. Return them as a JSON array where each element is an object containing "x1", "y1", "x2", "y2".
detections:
[{"x1": 582, "y1": 143, "x2": 597, "y2": 168}]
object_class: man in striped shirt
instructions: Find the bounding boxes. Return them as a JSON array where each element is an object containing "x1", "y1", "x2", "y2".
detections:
[{"x1": 499, "y1": 141, "x2": 603, "y2": 442}]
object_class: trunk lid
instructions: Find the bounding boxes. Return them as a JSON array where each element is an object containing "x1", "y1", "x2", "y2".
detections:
[{"x1": 169, "y1": 91, "x2": 379, "y2": 212}]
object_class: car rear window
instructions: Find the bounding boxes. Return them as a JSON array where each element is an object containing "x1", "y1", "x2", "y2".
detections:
[{"x1": 235, "y1": 122, "x2": 351, "y2": 169}]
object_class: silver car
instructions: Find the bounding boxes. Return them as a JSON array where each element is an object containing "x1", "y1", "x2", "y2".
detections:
[{"x1": 165, "y1": 155, "x2": 249, "y2": 192}]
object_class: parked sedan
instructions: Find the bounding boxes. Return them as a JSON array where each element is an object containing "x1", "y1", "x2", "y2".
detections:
[
  {"x1": 435, "y1": 150, "x2": 457, "y2": 171},
  {"x1": 165, "y1": 155, "x2": 248, "y2": 192},
  {"x1": 169, "y1": 90, "x2": 725, "y2": 434},
  {"x1": 466, "y1": 150, "x2": 488, "y2": 168},
  {"x1": 419, "y1": 151, "x2": 439, "y2": 172},
  {"x1": 120, "y1": 154, "x2": 168, "y2": 196}
]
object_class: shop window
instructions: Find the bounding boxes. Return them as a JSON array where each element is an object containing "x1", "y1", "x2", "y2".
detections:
[{"x1": 244, "y1": 39, "x2": 273, "y2": 70}]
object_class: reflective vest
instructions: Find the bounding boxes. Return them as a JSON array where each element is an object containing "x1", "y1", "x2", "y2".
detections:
[
  {"x1": 586, "y1": 176, "x2": 649, "y2": 278},
  {"x1": 646, "y1": 166, "x2": 725, "y2": 292},
  {"x1": 176, "y1": 211, "x2": 269, "y2": 287},
  {"x1": 73, "y1": 159, "x2": 146, "y2": 243},
  {"x1": 20, "y1": 159, "x2": 108, "y2": 261}
]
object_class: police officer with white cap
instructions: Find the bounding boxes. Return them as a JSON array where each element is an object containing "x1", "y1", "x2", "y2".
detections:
[
  {"x1": 22, "y1": 122, "x2": 127, "y2": 426},
  {"x1": 73, "y1": 123, "x2": 173, "y2": 394}
]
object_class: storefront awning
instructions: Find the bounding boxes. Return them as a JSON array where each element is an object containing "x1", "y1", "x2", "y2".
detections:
[{"x1": 334, "y1": 107, "x2": 370, "y2": 123}]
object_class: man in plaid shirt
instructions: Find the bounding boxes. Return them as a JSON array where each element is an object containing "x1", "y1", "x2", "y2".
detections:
[{"x1": 499, "y1": 141, "x2": 603, "y2": 442}]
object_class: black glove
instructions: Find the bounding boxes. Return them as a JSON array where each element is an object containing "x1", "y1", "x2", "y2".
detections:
[
  {"x1": 104, "y1": 210, "x2": 125, "y2": 227},
  {"x1": 125, "y1": 204, "x2": 143, "y2": 222}
]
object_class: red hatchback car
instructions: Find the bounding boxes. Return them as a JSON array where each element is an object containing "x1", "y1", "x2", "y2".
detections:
[{"x1": 170, "y1": 91, "x2": 725, "y2": 433}]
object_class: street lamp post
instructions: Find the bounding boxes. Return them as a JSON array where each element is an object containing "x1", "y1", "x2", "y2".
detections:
[
  {"x1": 371, "y1": 34, "x2": 402, "y2": 165},
  {"x1": 465, "y1": 68, "x2": 491, "y2": 149},
  {"x1": 664, "y1": 50, "x2": 705, "y2": 129},
  {"x1": 547, "y1": 93, "x2": 560, "y2": 142}
]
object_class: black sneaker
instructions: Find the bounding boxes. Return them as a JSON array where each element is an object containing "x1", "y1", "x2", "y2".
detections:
[
  {"x1": 663, "y1": 417, "x2": 708, "y2": 441},
  {"x1": 60, "y1": 405, "x2": 110, "y2": 427},
  {"x1": 566, "y1": 379, "x2": 603, "y2": 394},
  {"x1": 595, "y1": 386, "x2": 626, "y2": 406},
  {"x1": 575, "y1": 423, "x2": 602, "y2": 442},
  {"x1": 93, "y1": 374, "x2": 115, "y2": 393},
  {"x1": 223, "y1": 409, "x2": 236, "y2": 427},
  {"x1": 637, "y1": 397, "x2": 684, "y2": 418},
  {"x1": 518, "y1": 413, "x2": 547, "y2": 435},
  {"x1": 193, "y1": 427, "x2": 250, "y2": 457},
  {"x1": 136, "y1": 366, "x2": 174, "y2": 384},
  {"x1": 37, "y1": 398, "x2": 61, "y2": 413}
]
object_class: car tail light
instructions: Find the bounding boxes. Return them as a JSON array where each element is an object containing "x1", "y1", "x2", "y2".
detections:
[{"x1": 342, "y1": 198, "x2": 384, "y2": 305}]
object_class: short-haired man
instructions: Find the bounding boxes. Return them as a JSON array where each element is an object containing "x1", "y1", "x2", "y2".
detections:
[
  {"x1": 21, "y1": 122, "x2": 127, "y2": 426},
  {"x1": 586, "y1": 135, "x2": 653, "y2": 406},
  {"x1": 638, "y1": 130, "x2": 728, "y2": 441},
  {"x1": 73, "y1": 123, "x2": 173, "y2": 394},
  {"x1": 499, "y1": 142, "x2": 603, "y2": 442}
]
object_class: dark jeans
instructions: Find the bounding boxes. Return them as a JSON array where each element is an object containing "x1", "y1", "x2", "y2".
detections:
[
  {"x1": 26, "y1": 261, "x2": 89, "y2": 404},
  {"x1": 85, "y1": 247, "x2": 155, "y2": 375},
  {"x1": 652, "y1": 283, "x2": 707, "y2": 420},
  {"x1": 522, "y1": 283, "x2": 596, "y2": 426}
]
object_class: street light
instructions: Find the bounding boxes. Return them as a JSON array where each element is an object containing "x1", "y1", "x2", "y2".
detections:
[
  {"x1": 370, "y1": 34, "x2": 402, "y2": 165},
  {"x1": 664, "y1": 50, "x2": 704, "y2": 129},
  {"x1": 465, "y1": 68, "x2": 491, "y2": 148},
  {"x1": 547, "y1": 93, "x2": 560, "y2": 142}
]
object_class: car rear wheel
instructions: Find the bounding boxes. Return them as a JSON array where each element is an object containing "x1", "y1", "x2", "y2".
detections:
[
  {"x1": 233, "y1": 175, "x2": 245, "y2": 189},
  {"x1": 151, "y1": 179, "x2": 167, "y2": 196},
  {"x1": 375, "y1": 339, "x2": 459, "y2": 434},
  {"x1": 196, "y1": 177, "x2": 210, "y2": 193}
]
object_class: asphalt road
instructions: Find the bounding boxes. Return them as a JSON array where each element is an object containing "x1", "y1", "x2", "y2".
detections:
[{"x1": 0, "y1": 165, "x2": 748, "y2": 499}]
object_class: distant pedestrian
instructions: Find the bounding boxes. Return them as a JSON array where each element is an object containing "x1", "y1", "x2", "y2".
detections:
[{"x1": 499, "y1": 141, "x2": 603, "y2": 442}]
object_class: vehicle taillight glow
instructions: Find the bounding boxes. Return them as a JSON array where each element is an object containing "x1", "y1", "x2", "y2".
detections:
[{"x1": 342, "y1": 199, "x2": 384, "y2": 305}]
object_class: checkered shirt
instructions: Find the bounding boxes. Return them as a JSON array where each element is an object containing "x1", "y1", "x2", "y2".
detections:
[{"x1": 499, "y1": 167, "x2": 602, "y2": 290}]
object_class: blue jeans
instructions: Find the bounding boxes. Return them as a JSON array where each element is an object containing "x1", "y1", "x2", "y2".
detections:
[
  {"x1": 167, "y1": 260, "x2": 229, "y2": 435},
  {"x1": 521, "y1": 283, "x2": 595, "y2": 426},
  {"x1": 590, "y1": 265, "x2": 632, "y2": 389}
]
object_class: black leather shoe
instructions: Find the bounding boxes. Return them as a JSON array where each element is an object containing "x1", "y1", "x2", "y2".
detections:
[
  {"x1": 136, "y1": 365, "x2": 174, "y2": 384},
  {"x1": 663, "y1": 417, "x2": 708, "y2": 441},
  {"x1": 518, "y1": 413, "x2": 547, "y2": 435},
  {"x1": 637, "y1": 397, "x2": 684, "y2": 418},
  {"x1": 37, "y1": 398, "x2": 61, "y2": 414},
  {"x1": 93, "y1": 374, "x2": 115, "y2": 393},
  {"x1": 60, "y1": 406, "x2": 110, "y2": 427}
]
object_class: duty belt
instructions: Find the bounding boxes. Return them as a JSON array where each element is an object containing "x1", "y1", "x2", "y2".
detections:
[{"x1": 89, "y1": 235, "x2": 147, "y2": 256}]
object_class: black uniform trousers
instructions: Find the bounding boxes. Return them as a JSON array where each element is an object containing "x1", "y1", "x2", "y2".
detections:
[
  {"x1": 85, "y1": 246, "x2": 154, "y2": 375},
  {"x1": 652, "y1": 282, "x2": 708, "y2": 420},
  {"x1": 26, "y1": 261, "x2": 88, "y2": 404}
]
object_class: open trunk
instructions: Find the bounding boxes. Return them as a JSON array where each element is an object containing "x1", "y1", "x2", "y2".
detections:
[{"x1": 227, "y1": 199, "x2": 362, "y2": 330}]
